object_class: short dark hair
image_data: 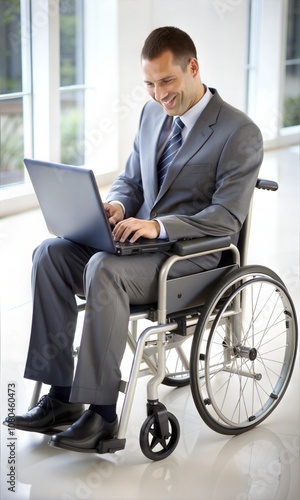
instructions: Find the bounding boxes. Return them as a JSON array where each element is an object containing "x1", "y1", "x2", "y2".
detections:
[{"x1": 141, "y1": 27, "x2": 197, "y2": 69}]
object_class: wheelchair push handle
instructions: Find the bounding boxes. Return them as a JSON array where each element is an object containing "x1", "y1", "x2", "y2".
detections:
[{"x1": 256, "y1": 178, "x2": 278, "y2": 191}]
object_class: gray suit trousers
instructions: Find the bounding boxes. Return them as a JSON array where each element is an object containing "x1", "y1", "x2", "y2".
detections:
[{"x1": 24, "y1": 237, "x2": 219, "y2": 404}]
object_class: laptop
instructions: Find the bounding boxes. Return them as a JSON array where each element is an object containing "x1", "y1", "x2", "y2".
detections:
[{"x1": 24, "y1": 158, "x2": 175, "y2": 256}]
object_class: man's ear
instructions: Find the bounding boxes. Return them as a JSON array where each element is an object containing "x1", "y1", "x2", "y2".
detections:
[{"x1": 189, "y1": 57, "x2": 199, "y2": 77}]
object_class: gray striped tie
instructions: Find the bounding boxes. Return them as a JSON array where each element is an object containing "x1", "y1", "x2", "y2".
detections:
[{"x1": 157, "y1": 117, "x2": 184, "y2": 189}]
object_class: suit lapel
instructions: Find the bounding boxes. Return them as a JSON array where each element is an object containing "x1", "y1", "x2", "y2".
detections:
[
  {"x1": 143, "y1": 112, "x2": 169, "y2": 207},
  {"x1": 155, "y1": 91, "x2": 222, "y2": 201}
]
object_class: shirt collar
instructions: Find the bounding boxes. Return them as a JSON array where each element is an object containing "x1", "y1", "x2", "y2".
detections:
[{"x1": 177, "y1": 85, "x2": 213, "y2": 133}]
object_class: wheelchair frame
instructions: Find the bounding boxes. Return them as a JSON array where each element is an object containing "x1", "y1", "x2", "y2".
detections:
[{"x1": 29, "y1": 179, "x2": 298, "y2": 461}]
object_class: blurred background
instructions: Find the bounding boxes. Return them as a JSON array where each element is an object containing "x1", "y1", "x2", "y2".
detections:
[{"x1": 0, "y1": 0, "x2": 299, "y2": 216}]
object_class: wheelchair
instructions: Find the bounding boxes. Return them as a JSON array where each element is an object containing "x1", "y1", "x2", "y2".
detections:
[{"x1": 29, "y1": 178, "x2": 298, "y2": 461}]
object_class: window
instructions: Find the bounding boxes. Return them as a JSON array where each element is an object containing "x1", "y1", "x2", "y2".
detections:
[
  {"x1": 283, "y1": 0, "x2": 300, "y2": 128},
  {"x1": 0, "y1": 0, "x2": 29, "y2": 188},
  {"x1": 0, "y1": 0, "x2": 118, "y2": 215},
  {"x1": 246, "y1": 0, "x2": 300, "y2": 145},
  {"x1": 0, "y1": 0, "x2": 86, "y2": 190}
]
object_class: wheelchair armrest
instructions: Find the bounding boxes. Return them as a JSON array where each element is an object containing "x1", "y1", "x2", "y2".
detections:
[
  {"x1": 173, "y1": 235, "x2": 232, "y2": 256},
  {"x1": 256, "y1": 178, "x2": 278, "y2": 191}
]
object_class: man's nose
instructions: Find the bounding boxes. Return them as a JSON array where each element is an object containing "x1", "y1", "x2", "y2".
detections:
[{"x1": 154, "y1": 85, "x2": 167, "y2": 102}]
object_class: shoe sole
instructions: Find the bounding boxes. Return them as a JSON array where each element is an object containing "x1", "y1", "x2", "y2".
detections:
[{"x1": 48, "y1": 439, "x2": 98, "y2": 453}]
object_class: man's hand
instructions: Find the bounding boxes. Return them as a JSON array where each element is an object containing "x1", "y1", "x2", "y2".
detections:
[
  {"x1": 103, "y1": 202, "x2": 125, "y2": 226},
  {"x1": 113, "y1": 218, "x2": 160, "y2": 243}
]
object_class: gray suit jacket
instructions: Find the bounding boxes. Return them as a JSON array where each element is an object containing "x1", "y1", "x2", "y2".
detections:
[{"x1": 107, "y1": 88, "x2": 263, "y2": 245}]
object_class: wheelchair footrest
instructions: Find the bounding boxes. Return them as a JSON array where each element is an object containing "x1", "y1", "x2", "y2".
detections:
[{"x1": 97, "y1": 437, "x2": 126, "y2": 454}]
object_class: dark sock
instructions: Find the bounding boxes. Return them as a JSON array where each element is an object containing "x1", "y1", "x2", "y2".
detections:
[
  {"x1": 49, "y1": 385, "x2": 71, "y2": 403},
  {"x1": 89, "y1": 404, "x2": 117, "y2": 423}
]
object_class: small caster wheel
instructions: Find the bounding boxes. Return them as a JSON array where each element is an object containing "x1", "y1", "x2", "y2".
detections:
[{"x1": 139, "y1": 411, "x2": 180, "y2": 461}]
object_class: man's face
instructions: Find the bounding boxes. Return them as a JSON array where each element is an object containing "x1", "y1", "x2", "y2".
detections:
[{"x1": 142, "y1": 50, "x2": 201, "y2": 116}]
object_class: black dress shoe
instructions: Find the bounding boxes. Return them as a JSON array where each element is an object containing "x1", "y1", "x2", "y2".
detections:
[
  {"x1": 2, "y1": 395, "x2": 85, "y2": 433},
  {"x1": 48, "y1": 409, "x2": 118, "y2": 453}
]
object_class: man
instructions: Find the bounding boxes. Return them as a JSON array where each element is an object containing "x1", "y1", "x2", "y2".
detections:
[{"x1": 4, "y1": 27, "x2": 263, "y2": 452}]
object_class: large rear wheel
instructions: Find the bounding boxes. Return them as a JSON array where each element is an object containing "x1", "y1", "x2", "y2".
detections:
[{"x1": 190, "y1": 266, "x2": 298, "y2": 435}]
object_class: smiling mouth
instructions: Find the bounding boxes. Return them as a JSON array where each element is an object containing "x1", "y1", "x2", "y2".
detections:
[{"x1": 162, "y1": 95, "x2": 176, "y2": 108}]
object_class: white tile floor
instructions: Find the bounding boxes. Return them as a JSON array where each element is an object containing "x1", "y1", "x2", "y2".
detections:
[{"x1": 0, "y1": 146, "x2": 299, "y2": 500}]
